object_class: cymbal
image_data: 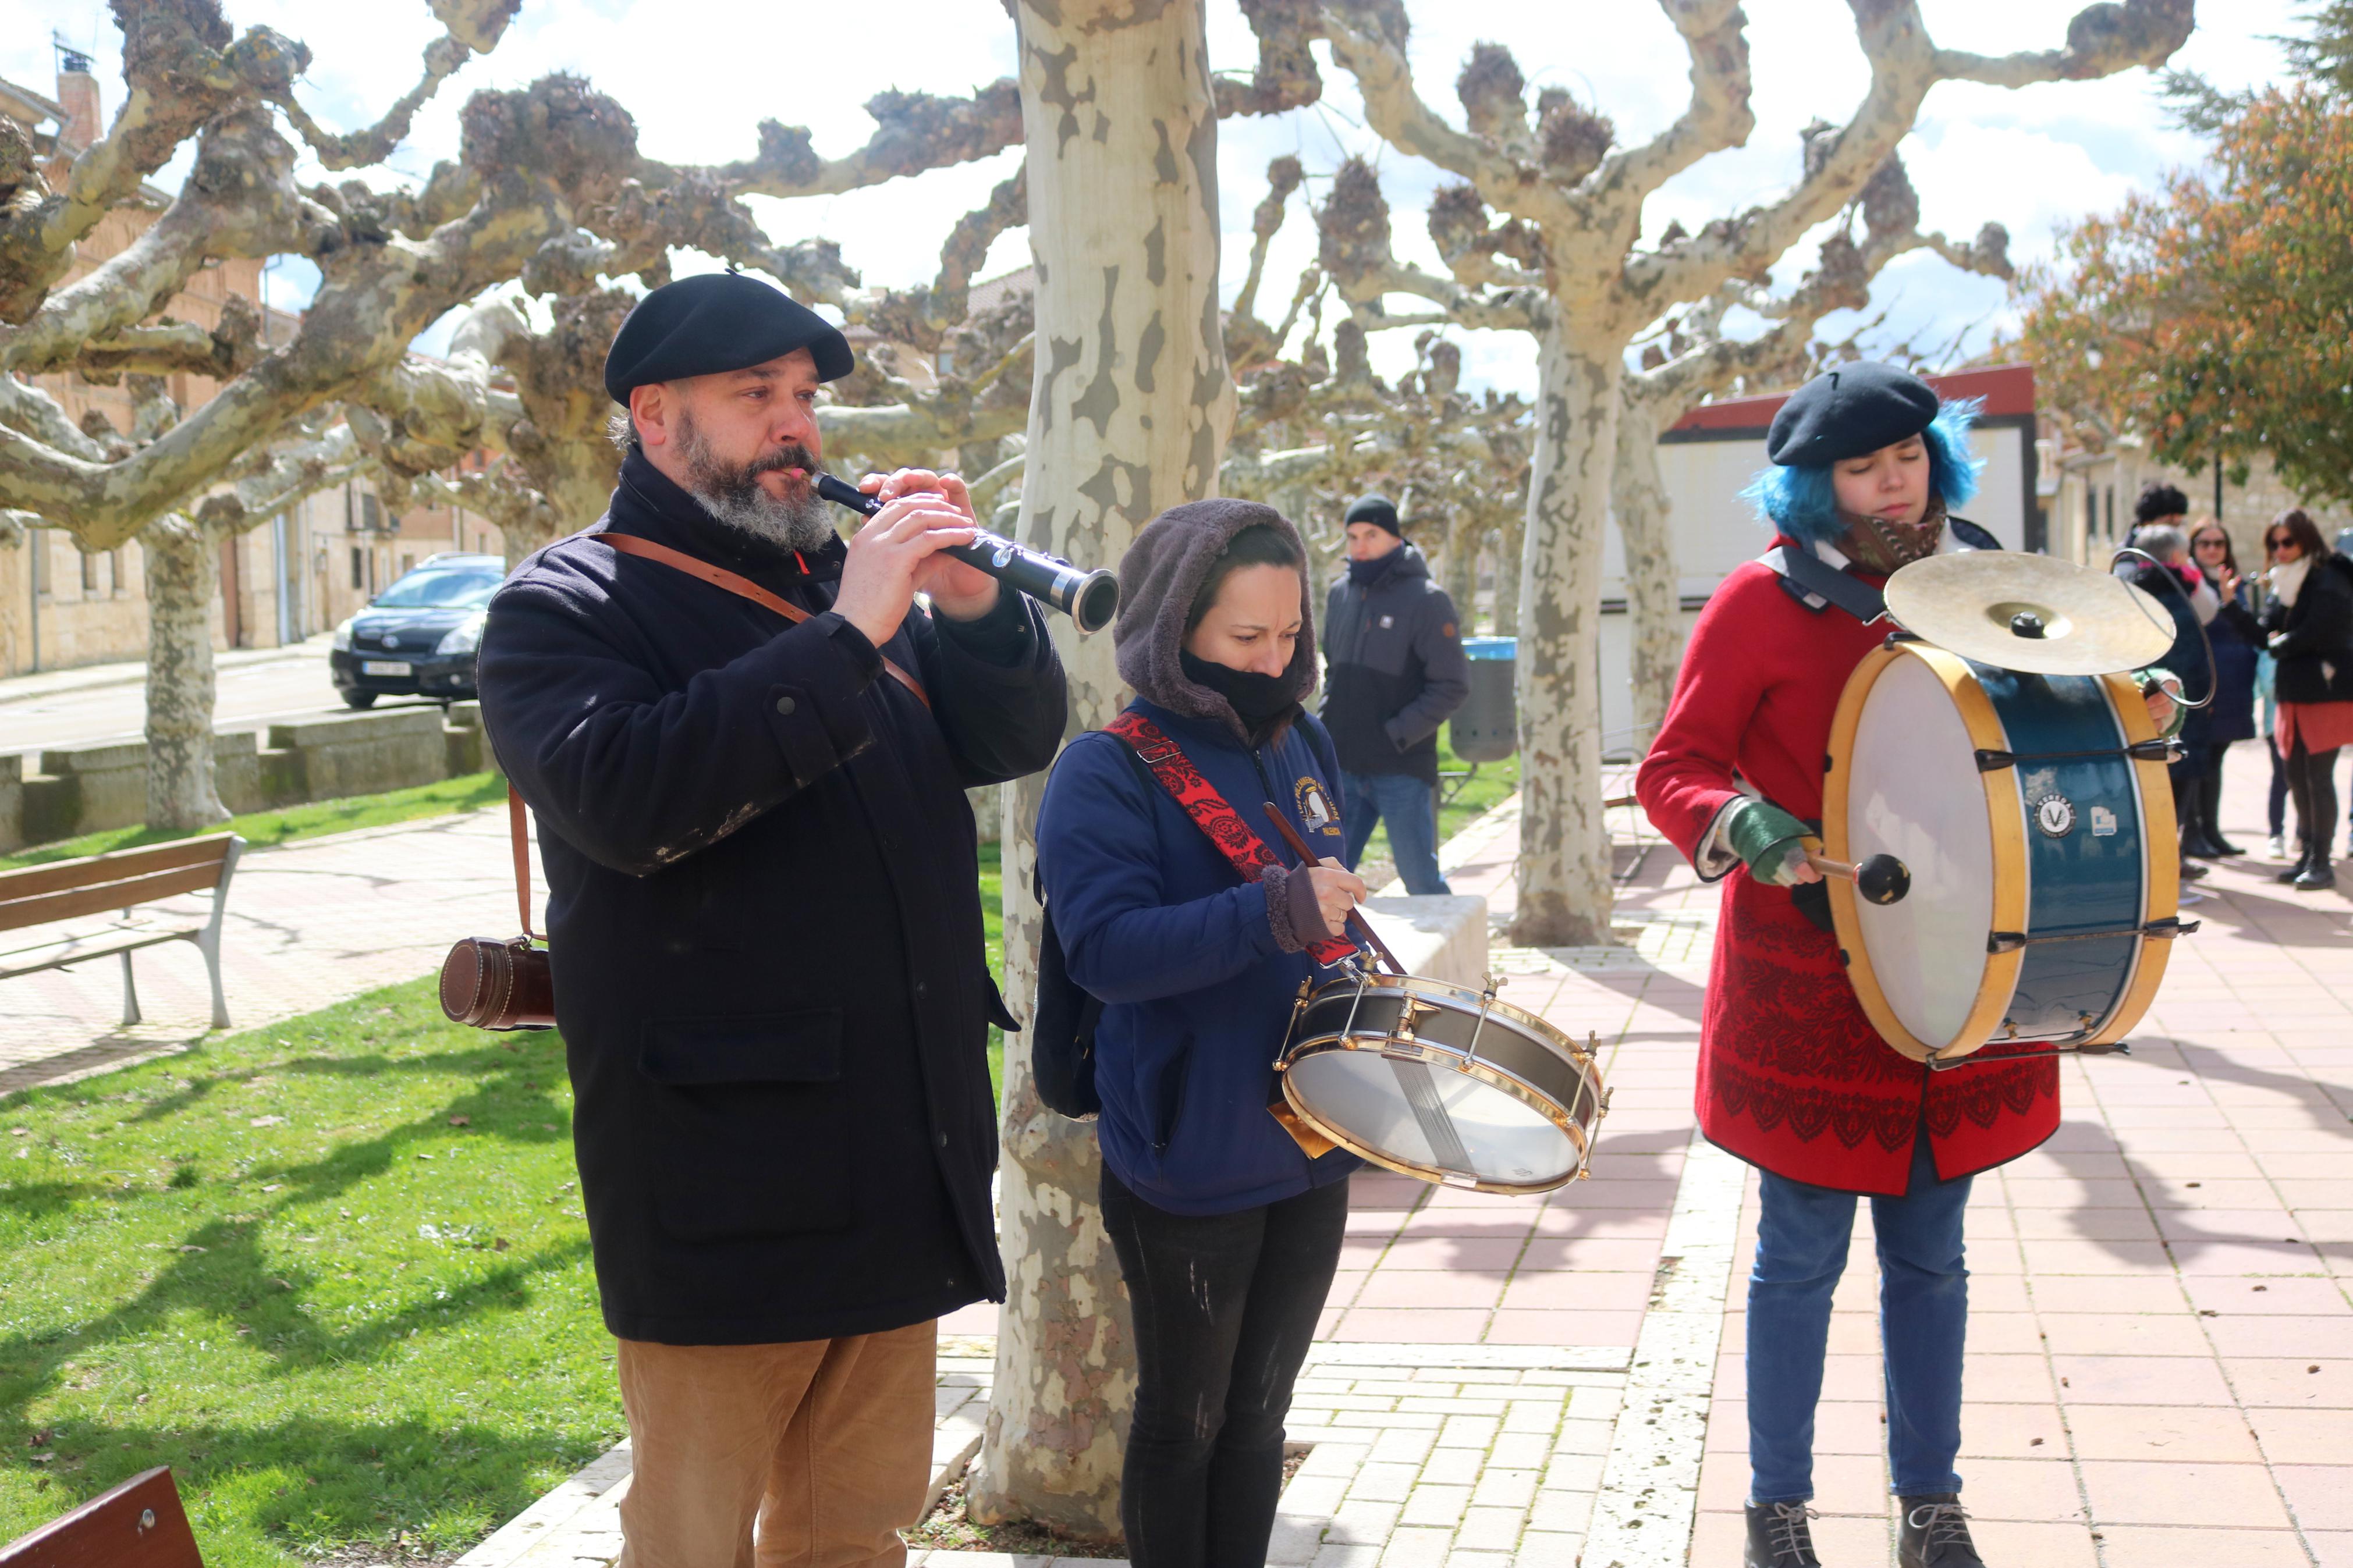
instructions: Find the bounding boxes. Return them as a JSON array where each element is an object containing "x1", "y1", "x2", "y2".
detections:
[{"x1": 1884, "y1": 550, "x2": 2176, "y2": 675}]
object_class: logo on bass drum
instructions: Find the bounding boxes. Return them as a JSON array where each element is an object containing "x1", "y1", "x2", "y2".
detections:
[
  {"x1": 2033, "y1": 792, "x2": 2078, "y2": 838},
  {"x1": 1296, "y1": 776, "x2": 1343, "y2": 838}
]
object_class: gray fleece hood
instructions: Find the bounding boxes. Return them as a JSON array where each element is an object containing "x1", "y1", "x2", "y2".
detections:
[{"x1": 1113, "y1": 497, "x2": 1318, "y2": 744}]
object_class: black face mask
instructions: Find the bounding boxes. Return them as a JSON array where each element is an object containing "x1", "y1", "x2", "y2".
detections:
[
  {"x1": 1180, "y1": 649, "x2": 1298, "y2": 729},
  {"x1": 1347, "y1": 547, "x2": 1403, "y2": 585}
]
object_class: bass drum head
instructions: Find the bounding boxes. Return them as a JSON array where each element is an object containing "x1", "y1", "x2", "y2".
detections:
[
  {"x1": 1838, "y1": 648, "x2": 1999, "y2": 1054},
  {"x1": 1283, "y1": 1046, "x2": 1581, "y2": 1190}
]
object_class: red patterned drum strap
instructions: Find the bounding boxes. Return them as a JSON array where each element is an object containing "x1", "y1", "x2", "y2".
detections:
[{"x1": 1104, "y1": 711, "x2": 1360, "y2": 968}]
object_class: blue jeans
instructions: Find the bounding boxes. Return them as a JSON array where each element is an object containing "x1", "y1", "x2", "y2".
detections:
[
  {"x1": 1748, "y1": 1135, "x2": 1972, "y2": 1505},
  {"x1": 1340, "y1": 771, "x2": 1451, "y2": 895}
]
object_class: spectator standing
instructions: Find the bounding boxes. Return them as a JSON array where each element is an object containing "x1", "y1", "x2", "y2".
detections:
[
  {"x1": 2257, "y1": 647, "x2": 2291, "y2": 858},
  {"x1": 1319, "y1": 494, "x2": 1470, "y2": 895},
  {"x1": 2258, "y1": 508, "x2": 2353, "y2": 890},
  {"x1": 2119, "y1": 523, "x2": 2216, "y2": 895},
  {"x1": 2183, "y1": 519, "x2": 2262, "y2": 856}
]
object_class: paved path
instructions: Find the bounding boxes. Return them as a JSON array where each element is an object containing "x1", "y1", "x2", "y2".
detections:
[{"x1": 0, "y1": 806, "x2": 524, "y2": 1093}]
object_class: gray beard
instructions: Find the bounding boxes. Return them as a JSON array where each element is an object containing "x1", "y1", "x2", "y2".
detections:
[{"x1": 675, "y1": 414, "x2": 838, "y2": 555}]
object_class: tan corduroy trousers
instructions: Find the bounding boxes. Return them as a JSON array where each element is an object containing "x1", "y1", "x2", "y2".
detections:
[{"x1": 612, "y1": 1320, "x2": 938, "y2": 1568}]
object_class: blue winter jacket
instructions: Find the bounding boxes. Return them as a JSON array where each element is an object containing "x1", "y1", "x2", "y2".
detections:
[{"x1": 1037, "y1": 699, "x2": 1363, "y2": 1215}]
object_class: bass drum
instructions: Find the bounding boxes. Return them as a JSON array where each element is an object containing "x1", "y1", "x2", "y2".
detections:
[{"x1": 1823, "y1": 640, "x2": 2189, "y2": 1064}]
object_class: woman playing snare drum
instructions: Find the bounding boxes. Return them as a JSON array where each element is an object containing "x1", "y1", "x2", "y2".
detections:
[
  {"x1": 1636, "y1": 364, "x2": 2178, "y2": 1568},
  {"x1": 1037, "y1": 499, "x2": 1364, "y2": 1568}
]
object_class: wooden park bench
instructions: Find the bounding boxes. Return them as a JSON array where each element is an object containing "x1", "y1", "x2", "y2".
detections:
[
  {"x1": 0, "y1": 836, "x2": 243, "y2": 1030},
  {"x1": 0, "y1": 1465, "x2": 204, "y2": 1566}
]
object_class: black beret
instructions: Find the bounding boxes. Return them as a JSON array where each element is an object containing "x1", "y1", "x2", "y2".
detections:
[
  {"x1": 602, "y1": 271, "x2": 853, "y2": 405},
  {"x1": 1344, "y1": 493, "x2": 1403, "y2": 536},
  {"x1": 1765, "y1": 361, "x2": 1939, "y2": 467}
]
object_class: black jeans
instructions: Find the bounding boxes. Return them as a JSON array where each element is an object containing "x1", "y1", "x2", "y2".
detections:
[
  {"x1": 2285, "y1": 737, "x2": 2343, "y2": 856},
  {"x1": 1099, "y1": 1165, "x2": 1347, "y2": 1568}
]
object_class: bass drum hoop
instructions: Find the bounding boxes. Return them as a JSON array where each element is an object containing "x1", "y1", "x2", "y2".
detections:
[
  {"x1": 1279, "y1": 973, "x2": 1600, "y2": 1195},
  {"x1": 1824, "y1": 642, "x2": 2026, "y2": 1062}
]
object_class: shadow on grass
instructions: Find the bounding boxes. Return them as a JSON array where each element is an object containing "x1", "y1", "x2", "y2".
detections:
[{"x1": 0, "y1": 1410, "x2": 605, "y2": 1556}]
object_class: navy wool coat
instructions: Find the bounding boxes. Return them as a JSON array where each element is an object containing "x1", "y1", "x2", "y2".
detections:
[{"x1": 477, "y1": 453, "x2": 1067, "y2": 1345}]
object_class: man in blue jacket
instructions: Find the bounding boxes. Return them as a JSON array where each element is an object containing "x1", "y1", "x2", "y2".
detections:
[
  {"x1": 1321, "y1": 493, "x2": 1471, "y2": 894},
  {"x1": 476, "y1": 272, "x2": 1066, "y2": 1567}
]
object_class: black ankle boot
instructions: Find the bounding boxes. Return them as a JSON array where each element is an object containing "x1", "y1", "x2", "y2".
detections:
[
  {"x1": 2201, "y1": 767, "x2": 2241, "y2": 855},
  {"x1": 2295, "y1": 854, "x2": 2336, "y2": 891},
  {"x1": 1898, "y1": 1494, "x2": 1985, "y2": 1567},
  {"x1": 1744, "y1": 1501, "x2": 1823, "y2": 1566},
  {"x1": 2279, "y1": 841, "x2": 2315, "y2": 883}
]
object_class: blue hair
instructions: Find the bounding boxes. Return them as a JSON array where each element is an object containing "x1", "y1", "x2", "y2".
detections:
[{"x1": 1739, "y1": 397, "x2": 1987, "y2": 547}]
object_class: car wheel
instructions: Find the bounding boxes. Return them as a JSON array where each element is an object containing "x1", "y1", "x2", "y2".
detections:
[{"x1": 343, "y1": 690, "x2": 378, "y2": 710}]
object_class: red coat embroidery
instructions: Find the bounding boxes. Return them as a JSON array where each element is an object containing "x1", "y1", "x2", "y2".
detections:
[{"x1": 1635, "y1": 547, "x2": 2058, "y2": 1195}]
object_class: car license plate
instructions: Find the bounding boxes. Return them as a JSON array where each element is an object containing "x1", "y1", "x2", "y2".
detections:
[{"x1": 360, "y1": 660, "x2": 413, "y2": 677}]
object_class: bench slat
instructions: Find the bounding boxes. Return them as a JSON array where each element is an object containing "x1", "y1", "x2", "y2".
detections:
[
  {"x1": 0, "y1": 865, "x2": 226, "y2": 935},
  {"x1": 0, "y1": 1464, "x2": 204, "y2": 1566},
  {"x1": 0, "y1": 836, "x2": 235, "y2": 902},
  {"x1": 0, "y1": 923, "x2": 200, "y2": 979}
]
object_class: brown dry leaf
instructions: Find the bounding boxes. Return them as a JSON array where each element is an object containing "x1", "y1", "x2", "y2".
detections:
[{"x1": 448, "y1": 1115, "x2": 471, "y2": 1128}]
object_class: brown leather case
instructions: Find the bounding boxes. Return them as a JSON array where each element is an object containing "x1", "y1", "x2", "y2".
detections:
[{"x1": 439, "y1": 787, "x2": 556, "y2": 1031}]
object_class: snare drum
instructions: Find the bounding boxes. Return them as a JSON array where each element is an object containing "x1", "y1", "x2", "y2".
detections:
[
  {"x1": 1823, "y1": 640, "x2": 2191, "y2": 1065},
  {"x1": 1275, "y1": 970, "x2": 1609, "y2": 1192}
]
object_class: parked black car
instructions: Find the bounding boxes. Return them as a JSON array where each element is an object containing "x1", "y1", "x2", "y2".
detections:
[{"x1": 329, "y1": 554, "x2": 505, "y2": 709}]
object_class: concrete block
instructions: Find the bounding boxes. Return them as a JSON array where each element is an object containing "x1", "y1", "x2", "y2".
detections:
[
  {"x1": 0, "y1": 753, "x2": 20, "y2": 852},
  {"x1": 215, "y1": 731, "x2": 261, "y2": 814},
  {"x1": 36, "y1": 739, "x2": 147, "y2": 834},
  {"x1": 265, "y1": 707, "x2": 449, "y2": 801},
  {"x1": 1360, "y1": 895, "x2": 1488, "y2": 988},
  {"x1": 19, "y1": 769, "x2": 75, "y2": 844}
]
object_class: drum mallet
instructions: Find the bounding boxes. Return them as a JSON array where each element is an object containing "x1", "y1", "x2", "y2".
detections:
[
  {"x1": 1600, "y1": 796, "x2": 1909, "y2": 904},
  {"x1": 1260, "y1": 803, "x2": 1408, "y2": 975},
  {"x1": 1805, "y1": 851, "x2": 1912, "y2": 905}
]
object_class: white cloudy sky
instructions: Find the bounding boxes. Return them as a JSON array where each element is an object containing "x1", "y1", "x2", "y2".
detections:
[{"x1": 5, "y1": 1, "x2": 2304, "y2": 396}]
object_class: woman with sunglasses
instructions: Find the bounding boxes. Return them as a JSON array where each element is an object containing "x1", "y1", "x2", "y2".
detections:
[
  {"x1": 2181, "y1": 520, "x2": 2263, "y2": 857},
  {"x1": 2258, "y1": 508, "x2": 2353, "y2": 890}
]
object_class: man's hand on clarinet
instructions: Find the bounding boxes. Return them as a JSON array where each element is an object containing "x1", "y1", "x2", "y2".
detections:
[
  {"x1": 1308, "y1": 856, "x2": 1367, "y2": 935},
  {"x1": 833, "y1": 469, "x2": 1002, "y2": 646}
]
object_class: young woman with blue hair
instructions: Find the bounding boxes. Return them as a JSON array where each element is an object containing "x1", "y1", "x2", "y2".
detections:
[{"x1": 1638, "y1": 363, "x2": 2181, "y2": 1568}]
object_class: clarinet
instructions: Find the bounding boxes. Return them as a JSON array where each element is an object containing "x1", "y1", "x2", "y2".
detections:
[{"x1": 815, "y1": 475, "x2": 1119, "y2": 635}]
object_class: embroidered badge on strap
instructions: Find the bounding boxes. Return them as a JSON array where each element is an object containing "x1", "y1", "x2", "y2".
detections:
[{"x1": 1104, "y1": 711, "x2": 1358, "y2": 967}]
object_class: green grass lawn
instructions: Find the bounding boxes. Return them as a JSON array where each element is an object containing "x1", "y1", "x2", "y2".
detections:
[
  {"x1": 0, "y1": 980, "x2": 614, "y2": 1565},
  {"x1": 0, "y1": 773, "x2": 510, "y2": 872}
]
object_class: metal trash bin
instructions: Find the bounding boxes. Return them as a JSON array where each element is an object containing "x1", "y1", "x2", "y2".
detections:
[{"x1": 1450, "y1": 635, "x2": 1517, "y2": 762}]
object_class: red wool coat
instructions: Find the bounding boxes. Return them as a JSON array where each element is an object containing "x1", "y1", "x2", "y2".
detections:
[{"x1": 1635, "y1": 546, "x2": 2060, "y2": 1196}]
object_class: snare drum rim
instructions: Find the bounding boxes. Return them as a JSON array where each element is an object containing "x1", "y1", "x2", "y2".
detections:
[
  {"x1": 1297, "y1": 970, "x2": 1587, "y2": 1062},
  {"x1": 2086, "y1": 669, "x2": 2178, "y2": 1045},
  {"x1": 1825, "y1": 642, "x2": 2027, "y2": 1064},
  {"x1": 1278, "y1": 1036, "x2": 1592, "y2": 1194}
]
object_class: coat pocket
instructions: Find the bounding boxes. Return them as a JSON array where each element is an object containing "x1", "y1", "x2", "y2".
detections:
[
  {"x1": 638, "y1": 1011, "x2": 852, "y2": 1241},
  {"x1": 1151, "y1": 1034, "x2": 1195, "y2": 1153}
]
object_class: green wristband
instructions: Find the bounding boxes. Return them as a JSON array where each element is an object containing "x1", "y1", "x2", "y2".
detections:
[{"x1": 1726, "y1": 799, "x2": 1810, "y2": 878}]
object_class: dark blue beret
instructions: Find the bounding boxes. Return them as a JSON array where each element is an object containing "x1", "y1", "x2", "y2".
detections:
[
  {"x1": 602, "y1": 271, "x2": 853, "y2": 405},
  {"x1": 1344, "y1": 493, "x2": 1402, "y2": 536},
  {"x1": 1765, "y1": 361, "x2": 1940, "y2": 467}
]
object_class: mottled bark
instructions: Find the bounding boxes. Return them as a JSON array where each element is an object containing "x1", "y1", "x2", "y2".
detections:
[
  {"x1": 141, "y1": 513, "x2": 228, "y2": 831},
  {"x1": 971, "y1": 0, "x2": 1234, "y2": 1537},
  {"x1": 1511, "y1": 322, "x2": 1617, "y2": 948},
  {"x1": 1614, "y1": 398, "x2": 1681, "y2": 745}
]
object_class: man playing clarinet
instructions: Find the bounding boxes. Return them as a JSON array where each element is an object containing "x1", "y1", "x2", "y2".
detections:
[{"x1": 477, "y1": 271, "x2": 1067, "y2": 1567}]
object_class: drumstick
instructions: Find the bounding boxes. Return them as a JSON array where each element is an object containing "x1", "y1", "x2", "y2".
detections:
[
  {"x1": 1259, "y1": 802, "x2": 1408, "y2": 975},
  {"x1": 1804, "y1": 850, "x2": 1911, "y2": 905}
]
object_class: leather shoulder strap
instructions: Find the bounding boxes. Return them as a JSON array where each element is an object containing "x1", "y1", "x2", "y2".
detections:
[
  {"x1": 1103, "y1": 711, "x2": 1357, "y2": 966},
  {"x1": 599, "y1": 531, "x2": 930, "y2": 709},
  {"x1": 1761, "y1": 543, "x2": 1887, "y2": 624},
  {"x1": 509, "y1": 784, "x2": 536, "y2": 943}
]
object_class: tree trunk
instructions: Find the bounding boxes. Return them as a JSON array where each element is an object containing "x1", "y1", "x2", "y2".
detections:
[
  {"x1": 142, "y1": 513, "x2": 231, "y2": 831},
  {"x1": 1495, "y1": 506, "x2": 1525, "y2": 637},
  {"x1": 1509, "y1": 320, "x2": 1619, "y2": 948},
  {"x1": 1613, "y1": 399, "x2": 1683, "y2": 747},
  {"x1": 1443, "y1": 511, "x2": 1482, "y2": 622},
  {"x1": 970, "y1": 0, "x2": 1234, "y2": 1537}
]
